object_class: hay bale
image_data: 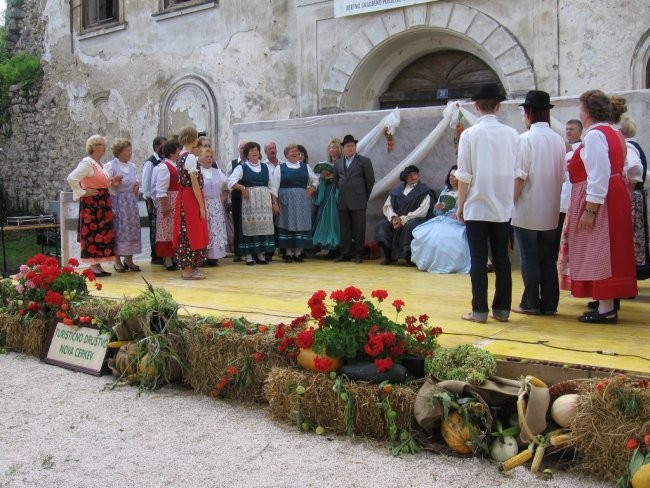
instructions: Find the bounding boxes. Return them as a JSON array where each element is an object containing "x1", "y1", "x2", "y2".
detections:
[
  {"x1": 264, "y1": 366, "x2": 420, "y2": 440},
  {"x1": 74, "y1": 299, "x2": 122, "y2": 329},
  {"x1": 572, "y1": 377, "x2": 650, "y2": 480},
  {"x1": 22, "y1": 317, "x2": 48, "y2": 358},
  {"x1": 181, "y1": 324, "x2": 290, "y2": 403},
  {"x1": 0, "y1": 312, "x2": 23, "y2": 352}
]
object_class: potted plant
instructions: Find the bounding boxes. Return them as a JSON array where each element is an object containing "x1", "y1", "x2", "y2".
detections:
[{"x1": 275, "y1": 286, "x2": 441, "y2": 378}]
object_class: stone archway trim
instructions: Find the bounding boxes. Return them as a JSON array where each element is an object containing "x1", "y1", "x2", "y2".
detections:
[
  {"x1": 159, "y1": 74, "x2": 218, "y2": 139},
  {"x1": 630, "y1": 28, "x2": 650, "y2": 88},
  {"x1": 321, "y1": 3, "x2": 536, "y2": 109}
]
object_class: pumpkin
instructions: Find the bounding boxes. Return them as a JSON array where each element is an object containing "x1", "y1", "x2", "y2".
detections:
[
  {"x1": 550, "y1": 394, "x2": 579, "y2": 428},
  {"x1": 490, "y1": 436, "x2": 520, "y2": 462},
  {"x1": 115, "y1": 342, "x2": 138, "y2": 376},
  {"x1": 631, "y1": 463, "x2": 650, "y2": 488},
  {"x1": 441, "y1": 411, "x2": 477, "y2": 454},
  {"x1": 138, "y1": 353, "x2": 157, "y2": 383}
]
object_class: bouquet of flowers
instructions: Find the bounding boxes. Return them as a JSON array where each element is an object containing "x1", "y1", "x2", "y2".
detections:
[
  {"x1": 275, "y1": 286, "x2": 442, "y2": 373},
  {"x1": 3, "y1": 254, "x2": 101, "y2": 323}
]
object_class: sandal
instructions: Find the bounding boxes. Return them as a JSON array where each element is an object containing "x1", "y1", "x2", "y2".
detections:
[
  {"x1": 578, "y1": 309, "x2": 617, "y2": 324},
  {"x1": 124, "y1": 262, "x2": 141, "y2": 272},
  {"x1": 182, "y1": 270, "x2": 206, "y2": 280},
  {"x1": 512, "y1": 306, "x2": 540, "y2": 315},
  {"x1": 113, "y1": 264, "x2": 126, "y2": 273}
]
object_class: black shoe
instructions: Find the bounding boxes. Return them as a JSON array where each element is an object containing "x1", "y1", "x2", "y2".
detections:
[
  {"x1": 245, "y1": 260, "x2": 255, "y2": 266},
  {"x1": 256, "y1": 258, "x2": 268, "y2": 265},
  {"x1": 234, "y1": 256, "x2": 243, "y2": 263},
  {"x1": 352, "y1": 256, "x2": 362, "y2": 264},
  {"x1": 113, "y1": 264, "x2": 126, "y2": 273},
  {"x1": 380, "y1": 259, "x2": 392, "y2": 265},
  {"x1": 151, "y1": 257, "x2": 164, "y2": 265},
  {"x1": 293, "y1": 255, "x2": 304, "y2": 263},
  {"x1": 165, "y1": 265, "x2": 176, "y2": 271},
  {"x1": 578, "y1": 309, "x2": 618, "y2": 324},
  {"x1": 404, "y1": 260, "x2": 416, "y2": 267},
  {"x1": 588, "y1": 299, "x2": 620, "y2": 311},
  {"x1": 205, "y1": 259, "x2": 219, "y2": 267},
  {"x1": 333, "y1": 255, "x2": 351, "y2": 262},
  {"x1": 284, "y1": 255, "x2": 293, "y2": 263}
]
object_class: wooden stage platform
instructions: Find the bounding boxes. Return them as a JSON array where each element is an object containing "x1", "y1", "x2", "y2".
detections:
[{"x1": 93, "y1": 255, "x2": 650, "y2": 376}]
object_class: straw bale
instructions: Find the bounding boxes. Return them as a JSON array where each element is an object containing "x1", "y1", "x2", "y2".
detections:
[
  {"x1": 22, "y1": 317, "x2": 48, "y2": 358},
  {"x1": 181, "y1": 325, "x2": 290, "y2": 403},
  {"x1": 572, "y1": 377, "x2": 650, "y2": 480},
  {"x1": 264, "y1": 366, "x2": 421, "y2": 440},
  {"x1": 0, "y1": 312, "x2": 24, "y2": 351},
  {"x1": 74, "y1": 299, "x2": 122, "y2": 329}
]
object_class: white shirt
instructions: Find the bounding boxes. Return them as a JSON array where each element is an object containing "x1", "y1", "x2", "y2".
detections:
[
  {"x1": 581, "y1": 123, "x2": 617, "y2": 205},
  {"x1": 153, "y1": 159, "x2": 173, "y2": 199},
  {"x1": 512, "y1": 122, "x2": 566, "y2": 230},
  {"x1": 560, "y1": 141, "x2": 581, "y2": 213},
  {"x1": 455, "y1": 114, "x2": 520, "y2": 222},
  {"x1": 180, "y1": 153, "x2": 199, "y2": 174},
  {"x1": 225, "y1": 158, "x2": 242, "y2": 176},
  {"x1": 382, "y1": 184, "x2": 431, "y2": 224},
  {"x1": 625, "y1": 139, "x2": 644, "y2": 184},
  {"x1": 269, "y1": 162, "x2": 319, "y2": 196},
  {"x1": 227, "y1": 161, "x2": 278, "y2": 197},
  {"x1": 141, "y1": 152, "x2": 161, "y2": 199}
]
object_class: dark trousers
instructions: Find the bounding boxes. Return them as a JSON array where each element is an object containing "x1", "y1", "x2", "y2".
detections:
[
  {"x1": 514, "y1": 227, "x2": 559, "y2": 313},
  {"x1": 554, "y1": 212, "x2": 566, "y2": 262},
  {"x1": 338, "y1": 208, "x2": 366, "y2": 258},
  {"x1": 231, "y1": 197, "x2": 242, "y2": 257},
  {"x1": 465, "y1": 220, "x2": 512, "y2": 314},
  {"x1": 146, "y1": 200, "x2": 158, "y2": 260}
]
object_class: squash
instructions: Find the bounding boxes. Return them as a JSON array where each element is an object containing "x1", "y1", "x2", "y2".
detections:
[
  {"x1": 490, "y1": 436, "x2": 519, "y2": 462},
  {"x1": 138, "y1": 353, "x2": 157, "y2": 383},
  {"x1": 114, "y1": 343, "x2": 138, "y2": 376},
  {"x1": 631, "y1": 463, "x2": 650, "y2": 488},
  {"x1": 550, "y1": 394, "x2": 579, "y2": 428},
  {"x1": 297, "y1": 347, "x2": 341, "y2": 373},
  {"x1": 441, "y1": 411, "x2": 477, "y2": 454}
]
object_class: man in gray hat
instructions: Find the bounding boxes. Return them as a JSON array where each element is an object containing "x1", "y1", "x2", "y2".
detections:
[
  {"x1": 455, "y1": 83, "x2": 520, "y2": 323},
  {"x1": 375, "y1": 165, "x2": 436, "y2": 266},
  {"x1": 333, "y1": 134, "x2": 375, "y2": 263}
]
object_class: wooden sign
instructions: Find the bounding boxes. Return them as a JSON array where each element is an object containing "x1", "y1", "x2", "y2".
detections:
[{"x1": 41, "y1": 320, "x2": 111, "y2": 376}]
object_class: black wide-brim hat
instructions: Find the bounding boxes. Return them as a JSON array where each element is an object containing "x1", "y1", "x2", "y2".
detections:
[
  {"x1": 519, "y1": 90, "x2": 554, "y2": 109},
  {"x1": 342, "y1": 134, "x2": 358, "y2": 145},
  {"x1": 400, "y1": 165, "x2": 419, "y2": 181},
  {"x1": 471, "y1": 83, "x2": 506, "y2": 101}
]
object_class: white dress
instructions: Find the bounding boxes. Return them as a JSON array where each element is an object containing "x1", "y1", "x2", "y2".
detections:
[{"x1": 201, "y1": 167, "x2": 229, "y2": 260}]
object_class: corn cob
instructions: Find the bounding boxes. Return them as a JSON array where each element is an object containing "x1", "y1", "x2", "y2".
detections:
[
  {"x1": 531, "y1": 442, "x2": 546, "y2": 473},
  {"x1": 549, "y1": 433, "x2": 575, "y2": 447},
  {"x1": 107, "y1": 340, "x2": 132, "y2": 349},
  {"x1": 525, "y1": 375, "x2": 548, "y2": 388},
  {"x1": 499, "y1": 445, "x2": 534, "y2": 472}
]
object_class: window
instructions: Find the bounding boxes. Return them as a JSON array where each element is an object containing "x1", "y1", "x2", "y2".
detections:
[
  {"x1": 83, "y1": 0, "x2": 119, "y2": 29},
  {"x1": 164, "y1": 0, "x2": 204, "y2": 8}
]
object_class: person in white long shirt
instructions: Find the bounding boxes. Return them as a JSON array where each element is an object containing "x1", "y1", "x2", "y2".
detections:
[
  {"x1": 141, "y1": 136, "x2": 166, "y2": 264},
  {"x1": 455, "y1": 83, "x2": 520, "y2": 323},
  {"x1": 226, "y1": 140, "x2": 248, "y2": 262},
  {"x1": 512, "y1": 91, "x2": 566, "y2": 316},
  {"x1": 375, "y1": 165, "x2": 435, "y2": 266}
]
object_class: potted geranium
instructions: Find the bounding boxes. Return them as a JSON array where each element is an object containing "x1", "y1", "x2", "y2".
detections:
[{"x1": 275, "y1": 286, "x2": 442, "y2": 377}]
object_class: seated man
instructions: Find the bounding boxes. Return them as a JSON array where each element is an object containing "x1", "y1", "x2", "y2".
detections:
[{"x1": 375, "y1": 165, "x2": 436, "y2": 266}]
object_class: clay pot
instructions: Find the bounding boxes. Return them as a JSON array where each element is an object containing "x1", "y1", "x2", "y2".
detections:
[{"x1": 297, "y1": 347, "x2": 341, "y2": 373}]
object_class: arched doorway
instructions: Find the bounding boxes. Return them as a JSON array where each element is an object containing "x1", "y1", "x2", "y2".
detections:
[{"x1": 379, "y1": 50, "x2": 503, "y2": 109}]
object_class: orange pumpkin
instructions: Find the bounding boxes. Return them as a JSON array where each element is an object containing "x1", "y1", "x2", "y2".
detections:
[
  {"x1": 115, "y1": 343, "x2": 138, "y2": 376},
  {"x1": 297, "y1": 347, "x2": 341, "y2": 373},
  {"x1": 138, "y1": 354, "x2": 157, "y2": 382},
  {"x1": 441, "y1": 411, "x2": 477, "y2": 454}
]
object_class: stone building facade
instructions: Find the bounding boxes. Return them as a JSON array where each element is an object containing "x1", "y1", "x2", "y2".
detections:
[{"x1": 1, "y1": 0, "x2": 649, "y2": 212}]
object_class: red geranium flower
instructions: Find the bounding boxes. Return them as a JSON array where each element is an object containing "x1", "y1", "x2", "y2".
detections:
[
  {"x1": 371, "y1": 289, "x2": 388, "y2": 302},
  {"x1": 308, "y1": 290, "x2": 327, "y2": 307},
  {"x1": 295, "y1": 328, "x2": 315, "y2": 349},
  {"x1": 95, "y1": 282, "x2": 103, "y2": 291},
  {"x1": 44, "y1": 290, "x2": 64, "y2": 307},
  {"x1": 364, "y1": 335, "x2": 384, "y2": 357},
  {"x1": 310, "y1": 302, "x2": 327, "y2": 320},
  {"x1": 374, "y1": 357, "x2": 393, "y2": 372},
  {"x1": 314, "y1": 356, "x2": 335, "y2": 372},
  {"x1": 418, "y1": 314, "x2": 429, "y2": 323},
  {"x1": 252, "y1": 351, "x2": 264, "y2": 362},
  {"x1": 391, "y1": 299, "x2": 405, "y2": 312},
  {"x1": 226, "y1": 367, "x2": 237, "y2": 377},
  {"x1": 330, "y1": 289, "x2": 346, "y2": 303},
  {"x1": 343, "y1": 286, "x2": 363, "y2": 302},
  {"x1": 275, "y1": 323, "x2": 286, "y2": 339},
  {"x1": 348, "y1": 302, "x2": 369, "y2": 320}
]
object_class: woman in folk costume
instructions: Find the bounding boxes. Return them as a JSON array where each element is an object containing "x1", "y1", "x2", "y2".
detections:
[
  {"x1": 227, "y1": 141, "x2": 278, "y2": 265},
  {"x1": 66, "y1": 134, "x2": 116, "y2": 276},
  {"x1": 568, "y1": 90, "x2": 637, "y2": 324},
  {"x1": 272, "y1": 143, "x2": 319, "y2": 262},
  {"x1": 312, "y1": 138, "x2": 342, "y2": 254},
  {"x1": 172, "y1": 126, "x2": 209, "y2": 280},
  {"x1": 153, "y1": 139, "x2": 181, "y2": 270},
  {"x1": 198, "y1": 146, "x2": 229, "y2": 266},
  {"x1": 104, "y1": 138, "x2": 142, "y2": 273}
]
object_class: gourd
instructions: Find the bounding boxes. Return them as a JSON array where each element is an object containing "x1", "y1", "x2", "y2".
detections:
[
  {"x1": 490, "y1": 436, "x2": 519, "y2": 462},
  {"x1": 550, "y1": 394, "x2": 579, "y2": 428},
  {"x1": 138, "y1": 353, "x2": 157, "y2": 383},
  {"x1": 631, "y1": 463, "x2": 650, "y2": 488},
  {"x1": 441, "y1": 411, "x2": 476, "y2": 454},
  {"x1": 115, "y1": 343, "x2": 138, "y2": 376},
  {"x1": 297, "y1": 347, "x2": 341, "y2": 373}
]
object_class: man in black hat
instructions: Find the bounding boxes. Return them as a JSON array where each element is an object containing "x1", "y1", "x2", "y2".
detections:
[
  {"x1": 455, "y1": 83, "x2": 520, "y2": 323},
  {"x1": 512, "y1": 90, "x2": 565, "y2": 315},
  {"x1": 333, "y1": 134, "x2": 375, "y2": 263},
  {"x1": 375, "y1": 165, "x2": 436, "y2": 266}
]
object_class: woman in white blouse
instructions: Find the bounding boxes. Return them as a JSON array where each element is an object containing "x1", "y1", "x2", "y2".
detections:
[
  {"x1": 104, "y1": 139, "x2": 142, "y2": 273},
  {"x1": 66, "y1": 134, "x2": 118, "y2": 277},
  {"x1": 198, "y1": 146, "x2": 229, "y2": 265},
  {"x1": 271, "y1": 144, "x2": 318, "y2": 262}
]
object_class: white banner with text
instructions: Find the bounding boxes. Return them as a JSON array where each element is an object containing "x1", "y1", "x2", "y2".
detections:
[{"x1": 334, "y1": 0, "x2": 436, "y2": 18}]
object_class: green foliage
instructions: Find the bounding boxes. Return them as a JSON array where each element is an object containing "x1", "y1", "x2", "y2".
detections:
[
  {"x1": 0, "y1": 28, "x2": 8, "y2": 63},
  {"x1": 0, "y1": 51, "x2": 42, "y2": 92},
  {"x1": 425, "y1": 344, "x2": 497, "y2": 385}
]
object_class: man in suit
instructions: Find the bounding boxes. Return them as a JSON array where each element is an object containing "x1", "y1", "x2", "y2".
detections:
[{"x1": 333, "y1": 134, "x2": 375, "y2": 263}]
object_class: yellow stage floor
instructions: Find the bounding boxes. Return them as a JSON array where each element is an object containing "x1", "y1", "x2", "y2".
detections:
[{"x1": 94, "y1": 256, "x2": 650, "y2": 375}]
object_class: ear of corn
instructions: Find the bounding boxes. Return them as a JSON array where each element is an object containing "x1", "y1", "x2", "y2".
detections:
[
  {"x1": 499, "y1": 447, "x2": 534, "y2": 472},
  {"x1": 549, "y1": 433, "x2": 575, "y2": 447},
  {"x1": 525, "y1": 375, "x2": 548, "y2": 388},
  {"x1": 531, "y1": 443, "x2": 546, "y2": 473}
]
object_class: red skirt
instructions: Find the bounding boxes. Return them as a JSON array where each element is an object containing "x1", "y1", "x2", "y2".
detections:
[
  {"x1": 568, "y1": 179, "x2": 637, "y2": 299},
  {"x1": 172, "y1": 186, "x2": 209, "y2": 251},
  {"x1": 77, "y1": 189, "x2": 115, "y2": 262}
]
